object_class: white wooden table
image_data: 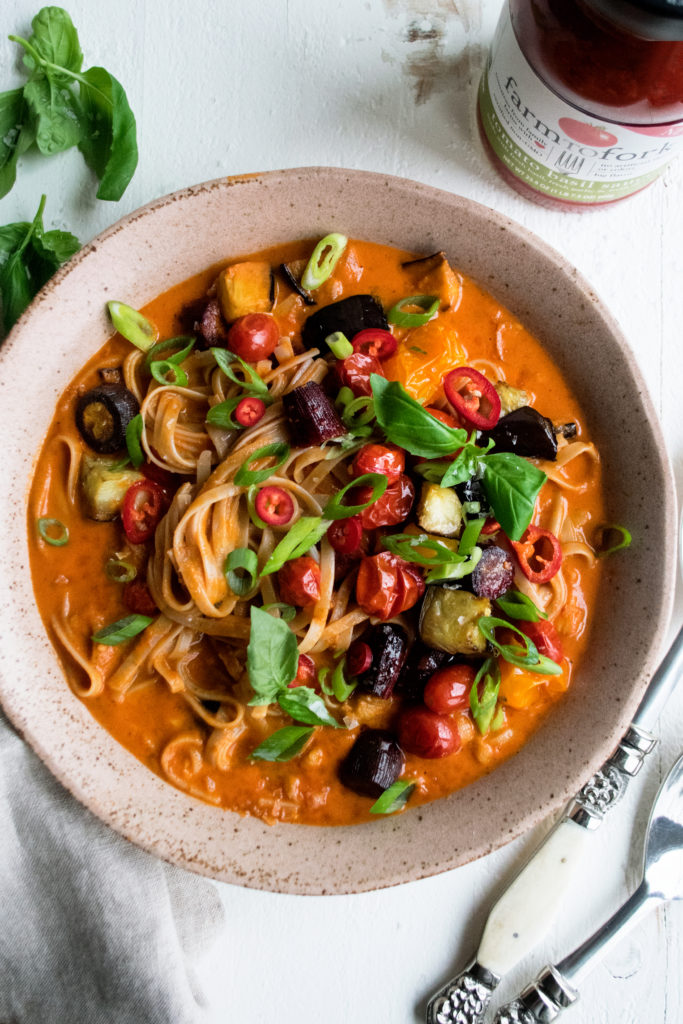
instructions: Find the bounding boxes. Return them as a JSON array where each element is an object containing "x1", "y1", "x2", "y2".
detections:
[{"x1": 3, "y1": 1, "x2": 682, "y2": 1021}]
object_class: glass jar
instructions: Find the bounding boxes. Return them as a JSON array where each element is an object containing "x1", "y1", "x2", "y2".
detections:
[{"x1": 478, "y1": 0, "x2": 683, "y2": 209}]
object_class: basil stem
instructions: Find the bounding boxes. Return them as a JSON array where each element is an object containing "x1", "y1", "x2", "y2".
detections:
[
  {"x1": 225, "y1": 548, "x2": 259, "y2": 596},
  {"x1": 36, "y1": 517, "x2": 69, "y2": 546},
  {"x1": 234, "y1": 442, "x2": 290, "y2": 487},
  {"x1": 91, "y1": 613, "x2": 153, "y2": 646},
  {"x1": 321, "y1": 472, "x2": 387, "y2": 520},
  {"x1": 251, "y1": 725, "x2": 315, "y2": 762},
  {"x1": 107, "y1": 300, "x2": 158, "y2": 352},
  {"x1": 301, "y1": 233, "x2": 348, "y2": 290},
  {"x1": 477, "y1": 616, "x2": 562, "y2": 675},
  {"x1": 370, "y1": 780, "x2": 416, "y2": 815},
  {"x1": 387, "y1": 293, "x2": 439, "y2": 328},
  {"x1": 259, "y1": 517, "x2": 330, "y2": 576}
]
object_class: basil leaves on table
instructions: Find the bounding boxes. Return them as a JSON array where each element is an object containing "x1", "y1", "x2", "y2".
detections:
[
  {"x1": 370, "y1": 375, "x2": 547, "y2": 541},
  {"x1": 2, "y1": 6, "x2": 138, "y2": 201},
  {"x1": 0, "y1": 194, "x2": 80, "y2": 332}
]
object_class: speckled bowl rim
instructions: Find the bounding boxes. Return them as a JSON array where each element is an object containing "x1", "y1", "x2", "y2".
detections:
[{"x1": 0, "y1": 167, "x2": 676, "y2": 894}]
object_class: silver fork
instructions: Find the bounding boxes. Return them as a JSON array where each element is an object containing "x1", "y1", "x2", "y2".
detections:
[{"x1": 492, "y1": 751, "x2": 683, "y2": 1022}]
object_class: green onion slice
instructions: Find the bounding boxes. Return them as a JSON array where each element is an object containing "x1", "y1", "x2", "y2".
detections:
[
  {"x1": 495, "y1": 590, "x2": 547, "y2": 622},
  {"x1": 225, "y1": 548, "x2": 259, "y2": 596},
  {"x1": 144, "y1": 335, "x2": 195, "y2": 368},
  {"x1": 331, "y1": 656, "x2": 357, "y2": 702},
  {"x1": 370, "y1": 780, "x2": 416, "y2": 815},
  {"x1": 382, "y1": 533, "x2": 459, "y2": 567},
  {"x1": 105, "y1": 558, "x2": 137, "y2": 583},
  {"x1": 260, "y1": 602, "x2": 297, "y2": 622},
  {"x1": 251, "y1": 725, "x2": 315, "y2": 762},
  {"x1": 37, "y1": 517, "x2": 69, "y2": 546},
  {"x1": 477, "y1": 616, "x2": 562, "y2": 676},
  {"x1": 150, "y1": 359, "x2": 189, "y2": 387},
  {"x1": 234, "y1": 443, "x2": 291, "y2": 487},
  {"x1": 125, "y1": 414, "x2": 145, "y2": 468},
  {"x1": 326, "y1": 331, "x2": 354, "y2": 360},
  {"x1": 387, "y1": 294, "x2": 439, "y2": 328},
  {"x1": 318, "y1": 666, "x2": 333, "y2": 696},
  {"x1": 206, "y1": 397, "x2": 243, "y2": 430},
  {"x1": 92, "y1": 614, "x2": 153, "y2": 646},
  {"x1": 596, "y1": 524, "x2": 632, "y2": 557},
  {"x1": 425, "y1": 548, "x2": 482, "y2": 584},
  {"x1": 321, "y1": 472, "x2": 387, "y2": 520},
  {"x1": 301, "y1": 233, "x2": 348, "y2": 290},
  {"x1": 470, "y1": 657, "x2": 501, "y2": 735},
  {"x1": 246, "y1": 485, "x2": 269, "y2": 529},
  {"x1": 107, "y1": 301, "x2": 159, "y2": 353},
  {"x1": 260, "y1": 517, "x2": 330, "y2": 576},
  {"x1": 211, "y1": 347, "x2": 269, "y2": 396},
  {"x1": 458, "y1": 517, "x2": 485, "y2": 557}
]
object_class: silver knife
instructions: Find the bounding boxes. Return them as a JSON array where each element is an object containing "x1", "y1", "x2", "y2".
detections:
[{"x1": 425, "y1": 623, "x2": 683, "y2": 1024}]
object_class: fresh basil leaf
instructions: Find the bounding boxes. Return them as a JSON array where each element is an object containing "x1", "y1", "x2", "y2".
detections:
[
  {"x1": 0, "y1": 223, "x2": 29, "y2": 264},
  {"x1": 370, "y1": 780, "x2": 415, "y2": 815},
  {"x1": 24, "y1": 75, "x2": 83, "y2": 155},
  {"x1": 495, "y1": 590, "x2": 547, "y2": 622},
  {"x1": 277, "y1": 687, "x2": 342, "y2": 728},
  {"x1": 0, "y1": 255, "x2": 32, "y2": 333},
  {"x1": 246, "y1": 605, "x2": 299, "y2": 705},
  {"x1": 250, "y1": 725, "x2": 315, "y2": 762},
  {"x1": 26, "y1": 6, "x2": 83, "y2": 76},
  {"x1": 26, "y1": 226, "x2": 80, "y2": 289},
  {"x1": 259, "y1": 516, "x2": 329, "y2": 576},
  {"x1": 0, "y1": 89, "x2": 32, "y2": 199},
  {"x1": 77, "y1": 66, "x2": 138, "y2": 201},
  {"x1": 440, "y1": 436, "x2": 494, "y2": 488},
  {"x1": 91, "y1": 613, "x2": 153, "y2": 645},
  {"x1": 470, "y1": 657, "x2": 501, "y2": 735},
  {"x1": 482, "y1": 452, "x2": 546, "y2": 542},
  {"x1": 371, "y1": 375, "x2": 468, "y2": 458}
]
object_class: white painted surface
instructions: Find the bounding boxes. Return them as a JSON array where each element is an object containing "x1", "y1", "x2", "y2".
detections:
[{"x1": 2, "y1": 1, "x2": 683, "y2": 1021}]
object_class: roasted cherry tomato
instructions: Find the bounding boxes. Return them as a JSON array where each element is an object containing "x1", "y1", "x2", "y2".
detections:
[
  {"x1": 510, "y1": 524, "x2": 563, "y2": 584},
  {"x1": 235, "y1": 395, "x2": 266, "y2": 427},
  {"x1": 443, "y1": 366, "x2": 501, "y2": 431},
  {"x1": 227, "y1": 313, "x2": 280, "y2": 362},
  {"x1": 121, "y1": 479, "x2": 166, "y2": 544},
  {"x1": 351, "y1": 328, "x2": 397, "y2": 360},
  {"x1": 278, "y1": 556, "x2": 321, "y2": 607},
  {"x1": 123, "y1": 579, "x2": 158, "y2": 616},
  {"x1": 355, "y1": 551, "x2": 425, "y2": 621},
  {"x1": 142, "y1": 460, "x2": 180, "y2": 492},
  {"x1": 481, "y1": 517, "x2": 501, "y2": 535},
  {"x1": 356, "y1": 474, "x2": 415, "y2": 529},
  {"x1": 425, "y1": 406, "x2": 460, "y2": 429},
  {"x1": 255, "y1": 486, "x2": 295, "y2": 526},
  {"x1": 346, "y1": 640, "x2": 373, "y2": 676},
  {"x1": 398, "y1": 707, "x2": 461, "y2": 758},
  {"x1": 327, "y1": 516, "x2": 363, "y2": 555},
  {"x1": 336, "y1": 352, "x2": 385, "y2": 397},
  {"x1": 288, "y1": 653, "x2": 318, "y2": 689},
  {"x1": 352, "y1": 443, "x2": 405, "y2": 485},
  {"x1": 423, "y1": 664, "x2": 476, "y2": 714},
  {"x1": 518, "y1": 619, "x2": 564, "y2": 663}
]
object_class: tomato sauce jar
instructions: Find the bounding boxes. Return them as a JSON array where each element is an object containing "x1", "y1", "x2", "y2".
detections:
[{"x1": 478, "y1": 0, "x2": 683, "y2": 209}]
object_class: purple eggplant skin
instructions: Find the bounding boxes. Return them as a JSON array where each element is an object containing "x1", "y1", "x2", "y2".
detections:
[
  {"x1": 481, "y1": 406, "x2": 558, "y2": 461},
  {"x1": 356, "y1": 623, "x2": 409, "y2": 700},
  {"x1": 282, "y1": 381, "x2": 346, "y2": 446},
  {"x1": 339, "y1": 729, "x2": 405, "y2": 798},
  {"x1": 395, "y1": 643, "x2": 457, "y2": 702},
  {"x1": 301, "y1": 294, "x2": 389, "y2": 352},
  {"x1": 471, "y1": 545, "x2": 514, "y2": 600},
  {"x1": 279, "y1": 263, "x2": 316, "y2": 306}
]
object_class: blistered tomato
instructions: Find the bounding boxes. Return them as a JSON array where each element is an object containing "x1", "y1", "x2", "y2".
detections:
[
  {"x1": 355, "y1": 551, "x2": 424, "y2": 620},
  {"x1": 336, "y1": 352, "x2": 385, "y2": 397},
  {"x1": 278, "y1": 556, "x2": 321, "y2": 607},
  {"x1": 352, "y1": 443, "x2": 405, "y2": 485},
  {"x1": 518, "y1": 618, "x2": 564, "y2": 663},
  {"x1": 355, "y1": 474, "x2": 415, "y2": 529},
  {"x1": 423, "y1": 664, "x2": 476, "y2": 714},
  {"x1": 327, "y1": 516, "x2": 363, "y2": 555},
  {"x1": 288, "y1": 654, "x2": 318, "y2": 689},
  {"x1": 227, "y1": 313, "x2": 280, "y2": 362},
  {"x1": 398, "y1": 707, "x2": 461, "y2": 758}
]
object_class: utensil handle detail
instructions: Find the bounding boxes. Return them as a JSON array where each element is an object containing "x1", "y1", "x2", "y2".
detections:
[{"x1": 425, "y1": 960, "x2": 499, "y2": 1024}]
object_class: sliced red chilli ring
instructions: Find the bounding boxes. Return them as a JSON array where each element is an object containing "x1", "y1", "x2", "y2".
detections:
[
  {"x1": 235, "y1": 396, "x2": 266, "y2": 427},
  {"x1": 510, "y1": 524, "x2": 563, "y2": 584},
  {"x1": 254, "y1": 486, "x2": 295, "y2": 526},
  {"x1": 351, "y1": 328, "x2": 397, "y2": 361},
  {"x1": 443, "y1": 366, "x2": 501, "y2": 431}
]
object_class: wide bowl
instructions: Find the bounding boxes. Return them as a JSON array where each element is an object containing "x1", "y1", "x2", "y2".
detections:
[{"x1": 0, "y1": 167, "x2": 675, "y2": 894}]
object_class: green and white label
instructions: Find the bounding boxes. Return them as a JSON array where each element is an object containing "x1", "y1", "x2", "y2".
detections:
[{"x1": 479, "y1": 6, "x2": 683, "y2": 204}]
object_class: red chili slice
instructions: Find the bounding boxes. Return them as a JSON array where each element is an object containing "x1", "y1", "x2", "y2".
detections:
[
  {"x1": 121, "y1": 479, "x2": 166, "y2": 544},
  {"x1": 443, "y1": 366, "x2": 501, "y2": 431},
  {"x1": 510, "y1": 524, "x2": 563, "y2": 584},
  {"x1": 288, "y1": 654, "x2": 318, "y2": 689},
  {"x1": 255, "y1": 486, "x2": 295, "y2": 526},
  {"x1": 346, "y1": 640, "x2": 373, "y2": 676},
  {"x1": 327, "y1": 516, "x2": 363, "y2": 555},
  {"x1": 481, "y1": 517, "x2": 501, "y2": 535},
  {"x1": 351, "y1": 328, "x2": 397, "y2": 360},
  {"x1": 235, "y1": 396, "x2": 266, "y2": 427}
]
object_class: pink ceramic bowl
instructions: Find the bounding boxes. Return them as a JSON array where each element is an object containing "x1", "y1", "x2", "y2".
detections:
[{"x1": 0, "y1": 168, "x2": 675, "y2": 894}]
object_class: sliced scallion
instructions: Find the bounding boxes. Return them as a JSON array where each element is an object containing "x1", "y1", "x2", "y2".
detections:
[
  {"x1": 370, "y1": 780, "x2": 416, "y2": 815},
  {"x1": 382, "y1": 533, "x2": 458, "y2": 567},
  {"x1": 125, "y1": 413, "x2": 144, "y2": 468},
  {"x1": 387, "y1": 294, "x2": 439, "y2": 328},
  {"x1": 144, "y1": 336, "x2": 195, "y2": 368},
  {"x1": 596, "y1": 524, "x2": 632, "y2": 557},
  {"x1": 234, "y1": 442, "x2": 291, "y2": 487},
  {"x1": 470, "y1": 657, "x2": 501, "y2": 735},
  {"x1": 105, "y1": 558, "x2": 137, "y2": 583},
  {"x1": 477, "y1": 616, "x2": 562, "y2": 675},
  {"x1": 225, "y1": 548, "x2": 259, "y2": 596},
  {"x1": 331, "y1": 656, "x2": 357, "y2": 702},
  {"x1": 458, "y1": 517, "x2": 485, "y2": 557},
  {"x1": 206, "y1": 397, "x2": 243, "y2": 430},
  {"x1": 150, "y1": 359, "x2": 189, "y2": 387},
  {"x1": 37, "y1": 517, "x2": 68, "y2": 546},
  {"x1": 92, "y1": 614, "x2": 153, "y2": 646},
  {"x1": 326, "y1": 331, "x2": 353, "y2": 359},
  {"x1": 107, "y1": 301, "x2": 159, "y2": 353},
  {"x1": 495, "y1": 590, "x2": 547, "y2": 622},
  {"x1": 301, "y1": 233, "x2": 348, "y2": 291},
  {"x1": 321, "y1": 472, "x2": 387, "y2": 520},
  {"x1": 260, "y1": 517, "x2": 329, "y2": 576},
  {"x1": 211, "y1": 347, "x2": 268, "y2": 396}
]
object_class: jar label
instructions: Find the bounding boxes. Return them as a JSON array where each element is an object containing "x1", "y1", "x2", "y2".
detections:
[{"x1": 478, "y1": 5, "x2": 683, "y2": 204}]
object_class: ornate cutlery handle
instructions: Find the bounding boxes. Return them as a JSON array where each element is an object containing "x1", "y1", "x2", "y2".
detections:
[{"x1": 425, "y1": 960, "x2": 499, "y2": 1024}]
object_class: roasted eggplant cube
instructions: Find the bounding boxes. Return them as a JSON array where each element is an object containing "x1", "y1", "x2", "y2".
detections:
[
  {"x1": 454, "y1": 477, "x2": 491, "y2": 518},
  {"x1": 75, "y1": 383, "x2": 140, "y2": 455},
  {"x1": 301, "y1": 294, "x2": 388, "y2": 351},
  {"x1": 216, "y1": 261, "x2": 274, "y2": 321},
  {"x1": 417, "y1": 483, "x2": 463, "y2": 538},
  {"x1": 482, "y1": 406, "x2": 558, "y2": 461},
  {"x1": 419, "y1": 587, "x2": 491, "y2": 655},
  {"x1": 79, "y1": 454, "x2": 144, "y2": 521},
  {"x1": 339, "y1": 729, "x2": 405, "y2": 798},
  {"x1": 356, "y1": 623, "x2": 409, "y2": 699},
  {"x1": 495, "y1": 380, "x2": 529, "y2": 416},
  {"x1": 282, "y1": 382, "x2": 346, "y2": 446},
  {"x1": 401, "y1": 251, "x2": 460, "y2": 310},
  {"x1": 396, "y1": 642, "x2": 456, "y2": 701}
]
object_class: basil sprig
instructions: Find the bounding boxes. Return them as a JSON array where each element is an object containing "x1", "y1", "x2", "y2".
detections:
[
  {"x1": 251, "y1": 725, "x2": 315, "y2": 762},
  {"x1": 91, "y1": 613, "x2": 152, "y2": 646},
  {"x1": 370, "y1": 779, "x2": 416, "y2": 815},
  {"x1": 478, "y1": 616, "x2": 562, "y2": 675},
  {"x1": 278, "y1": 687, "x2": 342, "y2": 728},
  {"x1": 4, "y1": 7, "x2": 138, "y2": 201},
  {"x1": 482, "y1": 454, "x2": 546, "y2": 543},
  {"x1": 470, "y1": 657, "x2": 501, "y2": 734},
  {"x1": 259, "y1": 517, "x2": 330, "y2": 576},
  {"x1": 495, "y1": 590, "x2": 547, "y2": 622},
  {"x1": 371, "y1": 375, "x2": 468, "y2": 458}
]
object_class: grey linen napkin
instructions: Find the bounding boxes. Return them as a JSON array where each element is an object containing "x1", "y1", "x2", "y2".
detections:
[{"x1": 0, "y1": 710, "x2": 225, "y2": 1024}]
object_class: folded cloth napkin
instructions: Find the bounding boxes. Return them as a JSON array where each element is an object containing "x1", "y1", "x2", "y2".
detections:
[{"x1": 0, "y1": 710, "x2": 225, "y2": 1024}]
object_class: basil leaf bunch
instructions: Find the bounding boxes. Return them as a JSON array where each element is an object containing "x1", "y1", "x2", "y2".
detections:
[
  {"x1": 0, "y1": 193, "x2": 79, "y2": 332},
  {"x1": 370, "y1": 375, "x2": 546, "y2": 541},
  {"x1": 2, "y1": 7, "x2": 138, "y2": 201}
]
